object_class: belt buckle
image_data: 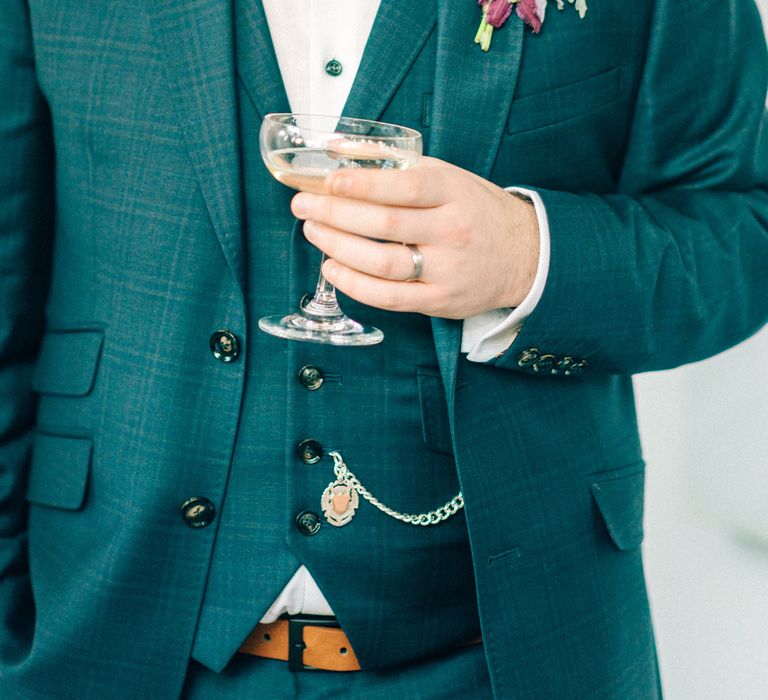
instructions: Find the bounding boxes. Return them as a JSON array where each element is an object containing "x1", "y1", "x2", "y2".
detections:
[{"x1": 287, "y1": 614, "x2": 341, "y2": 672}]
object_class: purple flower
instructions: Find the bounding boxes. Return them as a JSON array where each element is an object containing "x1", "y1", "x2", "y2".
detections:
[
  {"x1": 485, "y1": 0, "x2": 513, "y2": 28},
  {"x1": 516, "y1": 0, "x2": 543, "y2": 33},
  {"x1": 517, "y1": 0, "x2": 542, "y2": 34}
]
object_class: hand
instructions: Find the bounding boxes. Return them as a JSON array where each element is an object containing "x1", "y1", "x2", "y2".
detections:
[{"x1": 290, "y1": 156, "x2": 540, "y2": 320}]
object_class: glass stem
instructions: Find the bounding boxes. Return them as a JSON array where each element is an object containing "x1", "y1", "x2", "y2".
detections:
[{"x1": 301, "y1": 254, "x2": 344, "y2": 319}]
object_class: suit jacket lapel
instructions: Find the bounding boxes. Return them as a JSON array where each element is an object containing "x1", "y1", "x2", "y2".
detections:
[
  {"x1": 342, "y1": 0, "x2": 436, "y2": 121},
  {"x1": 429, "y1": 0, "x2": 525, "y2": 410},
  {"x1": 234, "y1": 0, "x2": 290, "y2": 120},
  {"x1": 147, "y1": 0, "x2": 246, "y2": 294}
]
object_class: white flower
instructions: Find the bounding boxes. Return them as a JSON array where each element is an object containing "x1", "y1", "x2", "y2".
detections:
[{"x1": 569, "y1": 0, "x2": 588, "y2": 19}]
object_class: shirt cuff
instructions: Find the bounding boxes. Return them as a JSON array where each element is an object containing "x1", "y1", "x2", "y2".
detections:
[{"x1": 461, "y1": 187, "x2": 551, "y2": 362}]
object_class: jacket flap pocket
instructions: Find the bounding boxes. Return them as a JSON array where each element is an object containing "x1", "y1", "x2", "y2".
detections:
[
  {"x1": 26, "y1": 433, "x2": 93, "y2": 510},
  {"x1": 507, "y1": 66, "x2": 622, "y2": 135},
  {"x1": 590, "y1": 465, "x2": 644, "y2": 551},
  {"x1": 416, "y1": 367, "x2": 453, "y2": 456},
  {"x1": 32, "y1": 329, "x2": 104, "y2": 397}
]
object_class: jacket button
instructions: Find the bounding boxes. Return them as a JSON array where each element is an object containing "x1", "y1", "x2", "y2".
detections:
[
  {"x1": 298, "y1": 365, "x2": 324, "y2": 391},
  {"x1": 532, "y1": 354, "x2": 556, "y2": 373},
  {"x1": 180, "y1": 497, "x2": 216, "y2": 528},
  {"x1": 517, "y1": 348, "x2": 540, "y2": 368},
  {"x1": 565, "y1": 359, "x2": 587, "y2": 375},
  {"x1": 210, "y1": 330, "x2": 240, "y2": 362},
  {"x1": 297, "y1": 439, "x2": 324, "y2": 464},
  {"x1": 324, "y1": 58, "x2": 343, "y2": 76},
  {"x1": 295, "y1": 510, "x2": 321, "y2": 536}
]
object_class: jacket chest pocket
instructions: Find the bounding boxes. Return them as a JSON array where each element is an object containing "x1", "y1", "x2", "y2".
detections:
[{"x1": 506, "y1": 66, "x2": 622, "y2": 136}]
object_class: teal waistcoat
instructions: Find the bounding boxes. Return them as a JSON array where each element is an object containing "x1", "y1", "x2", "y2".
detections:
[{"x1": 190, "y1": 0, "x2": 480, "y2": 673}]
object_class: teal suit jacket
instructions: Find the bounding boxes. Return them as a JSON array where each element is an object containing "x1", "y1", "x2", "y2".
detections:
[{"x1": 0, "y1": 0, "x2": 766, "y2": 697}]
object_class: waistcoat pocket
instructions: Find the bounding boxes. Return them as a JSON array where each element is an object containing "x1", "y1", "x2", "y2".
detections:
[{"x1": 416, "y1": 367, "x2": 453, "y2": 456}]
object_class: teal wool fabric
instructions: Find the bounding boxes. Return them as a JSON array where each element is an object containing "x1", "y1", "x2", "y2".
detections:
[
  {"x1": 190, "y1": 0, "x2": 481, "y2": 674},
  {"x1": 0, "y1": 1, "x2": 766, "y2": 699}
]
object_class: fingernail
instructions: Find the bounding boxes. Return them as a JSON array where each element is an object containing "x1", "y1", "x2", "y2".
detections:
[
  {"x1": 303, "y1": 221, "x2": 315, "y2": 239},
  {"x1": 322, "y1": 259, "x2": 336, "y2": 276},
  {"x1": 292, "y1": 194, "x2": 310, "y2": 218}
]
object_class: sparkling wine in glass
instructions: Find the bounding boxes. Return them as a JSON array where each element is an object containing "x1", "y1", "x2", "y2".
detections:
[{"x1": 260, "y1": 114, "x2": 422, "y2": 346}]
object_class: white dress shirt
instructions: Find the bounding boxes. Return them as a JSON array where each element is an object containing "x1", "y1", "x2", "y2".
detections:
[{"x1": 258, "y1": 0, "x2": 551, "y2": 622}]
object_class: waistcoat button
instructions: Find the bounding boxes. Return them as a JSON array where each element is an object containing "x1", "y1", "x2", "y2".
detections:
[
  {"x1": 297, "y1": 439, "x2": 324, "y2": 464},
  {"x1": 298, "y1": 365, "x2": 324, "y2": 391},
  {"x1": 324, "y1": 58, "x2": 343, "y2": 77},
  {"x1": 295, "y1": 510, "x2": 322, "y2": 536},
  {"x1": 181, "y1": 497, "x2": 216, "y2": 528},
  {"x1": 210, "y1": 330, "x2": 240, "y2": 362}
]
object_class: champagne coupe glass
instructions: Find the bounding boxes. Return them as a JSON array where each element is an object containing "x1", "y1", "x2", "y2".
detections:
[{"x1": 260, "y1": 114, "x2": 423, "y2": 346}]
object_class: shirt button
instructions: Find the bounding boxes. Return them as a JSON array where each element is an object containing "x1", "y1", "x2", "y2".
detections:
[
  {"x1": 180, "y1": 497, "x2": 216, "y2": 528},
  {"x1": 298, "y1": 365, "x2": 324, "y2": 391},
  {"x1": 296, "y1": 439, "x2": 324, "y2": 464},
  {"x1": 295, "y1": 510, "x2": 322, "y2": 536},
  {"x1": 324, "y1": 58, "x2": 343, "y2": 77},
  {"x1": 210, "y1": 329, "x2": 240, "y2": 362}
]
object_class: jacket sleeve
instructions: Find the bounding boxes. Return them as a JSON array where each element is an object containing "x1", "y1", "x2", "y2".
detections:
[
  {"x1": 0, "y1": 0, "x2": 55, "y2": 661},
  {"x1": 495, "y1": 0, "x2": 768, "y2": 376}
]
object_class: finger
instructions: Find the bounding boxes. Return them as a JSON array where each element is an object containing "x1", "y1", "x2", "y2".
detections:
[
  {"x1": 292, "y1": 195, "x2": 437, "y2": 245},
  {"x1": 322, "y1": 258, "x2": 440, "y2": 314},
  {"x1": 323, "y1": 161, "x2": 460, "y2": 208},
  {"x1": 304, "y1": 221, "x2": 426, "y2": 281}
]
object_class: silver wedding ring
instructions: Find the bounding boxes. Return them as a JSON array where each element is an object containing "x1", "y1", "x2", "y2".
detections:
[{"x1": 404, "y1": 244, "x2": 423, "y2": 282}]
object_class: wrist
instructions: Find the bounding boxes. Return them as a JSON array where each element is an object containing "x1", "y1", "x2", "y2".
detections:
[{"x1": 501, "y1": 190, "x2": 540, "y2": 308}]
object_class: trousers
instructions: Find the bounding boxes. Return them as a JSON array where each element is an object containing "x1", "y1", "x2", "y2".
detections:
[{"x1": 181, "y1": 643, "x2": 493, "y2": 699}]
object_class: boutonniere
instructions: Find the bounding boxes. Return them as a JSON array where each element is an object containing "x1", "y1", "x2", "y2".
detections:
[{"x1": 474, "y1": 0, "x2": 588, "y2": 52}]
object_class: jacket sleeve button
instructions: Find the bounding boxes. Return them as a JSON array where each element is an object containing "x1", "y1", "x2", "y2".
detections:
[
  {"x1": 517, "y1": 348, "x2": 540, "y2": 368},
  {"x1": 531, "y1": 354, "x2": 556, "y2": 374},
  {"x1": 565, "y1": 359, "x2": 587, "y2": 375}
]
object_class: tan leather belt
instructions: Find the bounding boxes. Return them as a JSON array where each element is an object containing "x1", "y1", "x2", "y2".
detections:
[
  {"x1": 239, "y1": 615, "x2": 362, "y2": 672},
  {"x1": 239, "y1": 615, "x2": 482, "y2": 673}
]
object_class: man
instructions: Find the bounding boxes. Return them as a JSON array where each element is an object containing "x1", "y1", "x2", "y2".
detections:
[{"x1": 0, "y1": 0, "x2": 766, "y2": 698}]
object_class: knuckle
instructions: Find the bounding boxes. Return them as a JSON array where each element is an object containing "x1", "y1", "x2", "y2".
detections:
[
  {"x1": 380, "y1": 208, "x2": 400, "y2": 235},
  {"x1": 403, "y1": 174, "x2": 423, "y2": 204},
  {"x1": 447, "y1": 216, "x2": 472, "y2": 249},
  {"x1": 380, "y1": 288, "x2": 402, "y2": 311},
  {"x1": 374, "y1": 254, "x2": 396, "y2": 279}
]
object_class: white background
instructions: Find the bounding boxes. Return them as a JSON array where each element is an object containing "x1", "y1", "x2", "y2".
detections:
[{"x1": 638, "y1": 4, "x2": 768, "y2": 696}]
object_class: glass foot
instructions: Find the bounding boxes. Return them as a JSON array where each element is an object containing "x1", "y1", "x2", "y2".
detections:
[{"x1": 259, "y1": 312, "x2": 384, "y2": 346}]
